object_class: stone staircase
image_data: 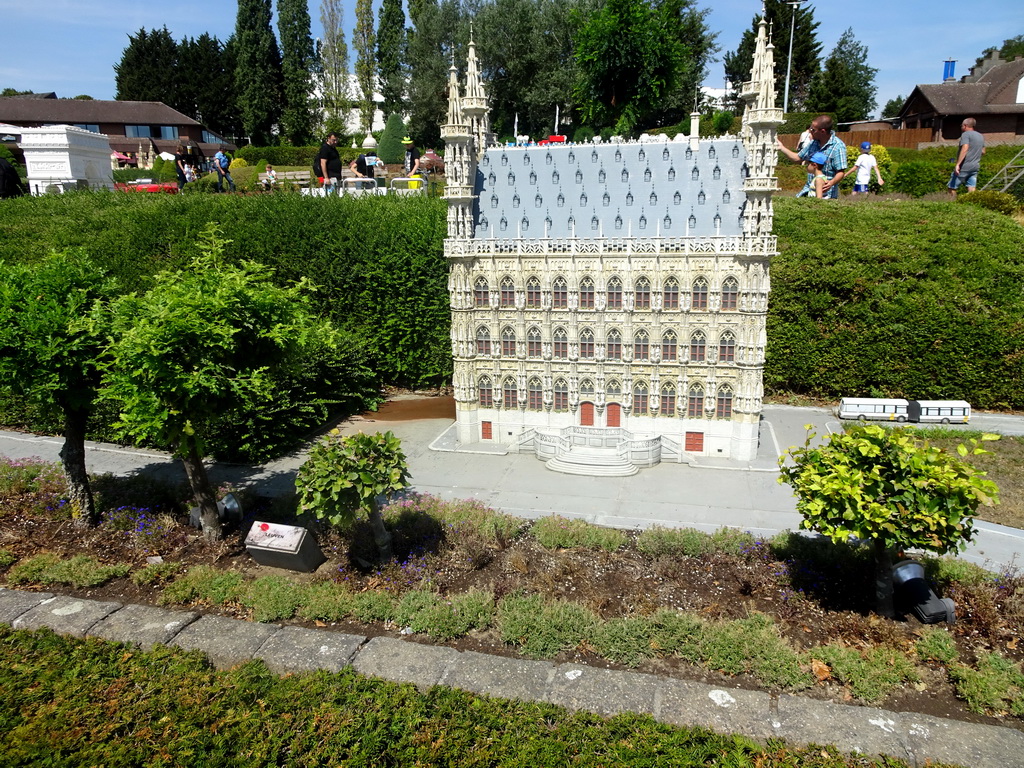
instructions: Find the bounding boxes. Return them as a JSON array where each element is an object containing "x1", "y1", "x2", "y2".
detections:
[{"x1": 545, "y1": 445, "x2": 639, "y2": 476}]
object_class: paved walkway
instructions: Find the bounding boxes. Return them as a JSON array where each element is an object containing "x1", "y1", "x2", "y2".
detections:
[{"x1": 2, "y1": 400, "x2": 1024, "y2": 764}]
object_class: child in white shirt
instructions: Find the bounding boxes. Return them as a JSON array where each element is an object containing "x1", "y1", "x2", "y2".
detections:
[{"x1": 852, "y1": 141, "x2": 884, "y2": 195}]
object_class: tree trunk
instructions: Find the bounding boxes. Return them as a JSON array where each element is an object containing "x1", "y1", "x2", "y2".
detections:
[
  {"x1": 60, "y1": 406, "x2": 97, "y2": 527},
  {"x1": 367, "y1": 497, "x2": 393, "y2": 561},
  {"x1": 874, "y1": 539, "x2": 895, "y2": 618},
  {"x1": 180, "y1": 444, "x2": 221, "y2": 542}
]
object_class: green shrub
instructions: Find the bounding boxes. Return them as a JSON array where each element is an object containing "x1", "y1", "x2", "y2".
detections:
[
  {"x1": 957, "y1": 190, "x2": 1020, "y2": 215},
  {"x1": 709, "y1": 527, "x2": 756, "y2": 556},
  {"x1": 159, "y1": 565, "x2": 244, "y2": 606},
  {"x1": 240, "y1": 574, "x2": 305, "y2": 622},
  {"x1": 590, "y1": 616, "x2": 657, "y2": 666},
  {"x1": 0, "y1": 457, "x2": 68, "y2": 517},
  {"x1": 378, "y1": 113, "x2": 407, "y2": 164},
  {"x1": 699, "y1": 614, "x2": 809, "y2": 690},
  {"x1": 889, "y1": 161, "x2": 947, "y2": 197},
  {"x1": 497, "y1": 594, "x2": 598, "y2": 658},
  {"x1": 131, "y1": 560, "x2": 181, "y2": 586},
  {"x1": 296, "y1": 581, "x2": 357, "y2": 621},
  {"x1": 383, "y1": 494, "x2": 525, "y2": 546},
  {"x1": 949, "y1": 652, "x2": 1024, "y2": 715},
  {"x1": 532, "y1": 516, "x2": 627, "y2": 551},
  {"x1": 395, "y1": 589, "x2": 495, "y2": 640},
  {"x1": 915, "y1": 627, "x2": 959, "y2": 664},
  {"x1": 636, "y1": 526, "x2": 715, "y2": 558},
  {"x1": 572, "y1": 126, "x2": 596, "y2": 143},
  {"x1": 351, "y1": 590, "x2": 397, "y2": 623},
  {"x1": 0, "y1": 549, "x2": 15, "y2": 569},
  {"x1": 649, "y1": 609, "x2": 705, "y2": 660},
  {"x1": 812, "y1": 644, "x2": 918, "y2": 704},
  {"x1": 922, "y1": 556, "x2": 994, "y2": 588},
  {"x1": 7, "y1": 554, "x2": 129, "y2": 588}
]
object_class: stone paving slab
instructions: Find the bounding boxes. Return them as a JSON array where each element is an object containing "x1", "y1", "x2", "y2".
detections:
[
  {"x1": 656, "y1": 679, "x2": 775, "y2": 741},
  {"x1": 170, "y1": 615, "x2": 280, "y2": 670},
  {"x1": 547, "y1": 663, "x2": 659, "y2": 717},
  {"x1": 352, "y1": 636, "x2": 460, "y2": 691},
  {"x1": 11, "y1": 595, "x2": 122, "y2": 638},
  {"x1": 88, "y1": 603, "x2": 199, "y2": 648},
  {"x1": 440, "y1": 650, "x2": 554, "y2": 702},
  {"x1": 899, "y1": 712, "x2": 1024, "y2": 768},
  {"x1": 0, "y1": 587, "x2": 54, "y2": 624},
  {"x1": 771, "y1": 695, "x2": 910, "y2": 762},
  {"x1": 255, "y1": 626, "x2": 365, "y2": 675}
]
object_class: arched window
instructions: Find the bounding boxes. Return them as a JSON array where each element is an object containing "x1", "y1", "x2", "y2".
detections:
[
  {"x1": 691, "y1": 277, "x2": 708, "y2": 310},
  {"x1": 607, "y1": 277, "x2": 623, "y2": 309},
  {"x1": 500, "y1": 277, "x2": 516, "y2": 308},
  {"x1": 553, "y1": 379, "x2": 569, "y2": 411},
  {"x1": 527, "y1": 327, "x2": 542, "y2": 357},
  {"x1": 478, "y1": 376, "x2": 493, "y2": 408},
  {"x1": 633, "y1": 382, "x2": 649, "y2": 414},
  {"x1": 690, "y1": 330, "x2": 706, "y2": 362},
  {"x1": 661, "y1": 383, "x2": 677, "y2": 417},
  {"x1": 553, "y1": 328, "x2": 568, "y2": 359},
  {"x1": 634, "y1": 277, "x2": 651, "y2": 309},
  {"x1": 606, "y1": 329, "x2": 622, "y2": 360},
  {"x1": 721, "y1": 277, "x2": 739, "y2": 310},
  {"x1": 719, "y1": 332, "x2": 736, "y2": 363},
  {"x1": 579, "y1": 329, "x2": 595, "y2": 359},
  {"x1": 580, "y1": 379, "x2": 596, "y2": 397},
  {"x1": 501, "y1": 327, "x2": 516, "y2": 357},
  {"x1": 528, "y1": 378, "x2": 543, "y2": 410},
  {"x1": 687, "y1": 385, "x2": 704, "y2": 418},
  {"x1": 662, "y1": 330, "x2": 677, "y2": 362},
  {"x1": 633, "y1": 330, "x2": 650, "y2": 361},
  {"x1": 663, "y1": 277, "x2": 679, "y2": 309},
  {"x1": 716, "y1": 385, "x2": 734, "y2": 419},
  {"x1": 606, "y1": 380, "x2": 622, "y2": 398},
  {"x1": 526, "y1": 277, "x2": 542, "y2": 308},
  {"x1": 579, "y1": 277, "x2": 595, "y2": 309},
  {"x1": 475, "y1": 326, "x2": 491, "y2": 356},
  {"x1": 503, "y1": 377, "x2": 519, "y2": 409},
  {"x1": 553, "y1": 276, "x2": 568, "y2": 308},
  {"x1": 474, "y1": 277, "x2": 489, "y2": 307}
]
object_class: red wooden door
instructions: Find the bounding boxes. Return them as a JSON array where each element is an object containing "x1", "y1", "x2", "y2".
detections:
[
  {"x1": 580, "y1": 401, "x2": 595, "y2": 426},
  {"x1": 607, "y1": 402, "x2": 621, "y2": 427},
  {"x1": 481, "y1": 421, "x2": 492, "y2": 440}
]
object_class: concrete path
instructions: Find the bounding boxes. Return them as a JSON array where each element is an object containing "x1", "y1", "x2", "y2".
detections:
[{"x1": 2, "y1": 586, "x2": 1021, "y2": 768}]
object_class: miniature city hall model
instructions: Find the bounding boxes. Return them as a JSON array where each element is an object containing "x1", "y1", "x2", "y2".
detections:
[{"x1": 443, "y1": 18, "x2": 783, "y2": 472}]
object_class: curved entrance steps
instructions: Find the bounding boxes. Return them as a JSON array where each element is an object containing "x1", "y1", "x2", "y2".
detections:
[{"x1": 545, "y1": 445, "x2": 639, "y2": 476}]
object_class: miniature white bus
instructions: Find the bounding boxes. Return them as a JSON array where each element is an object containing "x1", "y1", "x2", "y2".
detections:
[{"x1": 837, "y1": 398, "x2": 971, "y2": 424}]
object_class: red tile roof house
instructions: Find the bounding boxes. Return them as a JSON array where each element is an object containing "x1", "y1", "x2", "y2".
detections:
[
  {"x1": 0, "y1": 94, "x2": 235, "y2": 169},
  {"x1": 898, "y1": 51, "x2": 1024, "y2": 144}
]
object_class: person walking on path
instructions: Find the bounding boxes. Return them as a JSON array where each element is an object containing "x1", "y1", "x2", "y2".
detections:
[
  {"x1": 402, "y1": 137, "x2": 421, "y2": 178},
  {"x1": 777, "y1": 115, "x2": 848, "y2": 199},
  {"x1": 316, "y1": 133, "x2": 342, "y2": 193},
  {"x1": 948, "y1": 117, "x2": 985, "y2": 197},
  {"x1": 174, "y1": 145, "x2": 189, "y2": 191},
  {"x1": 851, "y1": 141, "x2": 884, "y2": 195},
  {"x1": 214, "y1": 147, "x2": 235, "y2": 193}
]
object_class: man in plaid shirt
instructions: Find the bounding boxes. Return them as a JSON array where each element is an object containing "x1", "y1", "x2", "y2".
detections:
[{"x1": 777, "y1": 115, "x2": 849, "y2": 199}]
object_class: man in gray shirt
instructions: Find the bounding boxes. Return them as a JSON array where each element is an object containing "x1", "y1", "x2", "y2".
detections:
[{"x1": 947, "y1": 117, "x2": 985, "y2": 196}]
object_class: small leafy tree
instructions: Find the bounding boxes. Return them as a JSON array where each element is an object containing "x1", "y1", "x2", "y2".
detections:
[
  {"x1": 99, "y1": 225, "x2": 338, "y2": 541},
  {"x1": 295, "y1": 429, "x2": 410, "y2": 560},
  {"x1": 779, "y1": 425, "x2": 999, "y2": 617},
  {"x1": 0, "y1": 253, "x2": 116, "y2": 526},
  {"x1": 377, "y1": 112, "x2": 406, "y2": 164}
]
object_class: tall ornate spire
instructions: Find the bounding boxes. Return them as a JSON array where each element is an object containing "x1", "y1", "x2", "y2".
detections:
[
  {"x1": 442, "y1": 60, "x2": 476, "y2": 240},
  {"x1": 463, "y1": 26, "x2": 494, "y2": 155}
]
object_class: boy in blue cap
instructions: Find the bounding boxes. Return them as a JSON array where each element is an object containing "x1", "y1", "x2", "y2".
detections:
[
  {"x1": 807, "y1": 152, "x2": 829, "y2": 199},
  {"x1": 852, "y1": 141, "x2": 884, "y2": 195}
]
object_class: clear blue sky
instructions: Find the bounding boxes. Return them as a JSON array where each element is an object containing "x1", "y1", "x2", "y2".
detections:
[{"x1": 1, "y1": 0, "x2": 1022, "y2": 120}]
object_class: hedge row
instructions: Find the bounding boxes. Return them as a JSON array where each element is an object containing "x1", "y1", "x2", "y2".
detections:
[{"x1": 235, "y1": 144, "x2": 363, "y2": 169}]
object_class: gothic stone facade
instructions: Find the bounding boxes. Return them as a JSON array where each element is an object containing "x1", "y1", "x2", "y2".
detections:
[{"x1": 443, "y1": 22, "x2": 782, "y2": 462}]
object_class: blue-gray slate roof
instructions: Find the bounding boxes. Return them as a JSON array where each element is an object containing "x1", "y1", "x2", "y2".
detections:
[{"x1": 472, "y1": 139, "x2": 749, "y2": 240}]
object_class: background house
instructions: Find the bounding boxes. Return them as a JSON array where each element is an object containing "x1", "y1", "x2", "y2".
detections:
[{"x1": 899, "y1": 52, "x2": 1024, "y2": 143}]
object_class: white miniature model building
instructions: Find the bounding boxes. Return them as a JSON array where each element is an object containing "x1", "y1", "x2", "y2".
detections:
[
  {"x1": 443, "y1": 19, "x2": 783, "y2": 471},
  {"x1": 19, "y1": 124, "x2": 115, "y2": 195}
]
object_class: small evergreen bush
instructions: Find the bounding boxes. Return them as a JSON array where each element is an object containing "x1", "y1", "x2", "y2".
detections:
[
  {"x1": 889, "y1": 161, "x2": 946, "y2": 197},
  {"x1": 378, "y1": 113, "x2": 407, "y2": 164},
  {"x1": 533, "y1": 515, "x2": 627, "y2": 551},
  {"x1": 957, "y1": 190, "x2": 1020, "y2": 215}
]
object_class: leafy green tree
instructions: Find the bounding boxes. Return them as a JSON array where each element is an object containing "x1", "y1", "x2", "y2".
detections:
[
  {"x1": 723, "y1": 0, "x2": 821, "y2": 112},
  {"x1": 295, "y1": 430, "x2": 410, "y2": 560},
  {"x1": 779, "y1": 425, "x2": 999, "y2": 617},
  {"x1": 234, "y1": 0, "x2": 284, "y2": 144},
  {"x1": 376, "y1": 0, "x2": 407, "y2": 119},
  {"x1": 277, "y1": 0, "x2": 317, "y2": 144},
  {"x1": 353, "y1": 0, "x2": 378, "y2": 134},
  {"x1": 0, "y1": 254, "x2": 116, "y2": 527},
  {"x1": 805, "y1": 28, "x2": 878, "y2": 122},
  {"x1": 573, "y1": 0, "x2": 714, "y2": 134},
  {"x1": 318, "y1": 0, "x2": 350, "y2": 134},
  {"x1": 114, "y1": 27, "x2": 180, "y2": 108},
  {"x1": 377, "y1": 112, "x2": 407, "y2": 163},
  {"x1": 99, "y1": 226, "x2": 338, "y2": 541},
  {"x1": 406, "y1": 0, "x2": 464, "y2": 148},
  {"x1": 1000, "y1": 34, "x2": 1024, "y2": 61},
  {"x1": 882, "y1": 94, "x2": 905, "y2": 118}
]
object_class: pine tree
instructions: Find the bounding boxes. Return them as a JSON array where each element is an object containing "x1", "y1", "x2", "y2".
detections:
[
  {"x1": 722, "y1": 0, "x2": 821, "y2": 112},
  {"x1": 318, "y1": 0, "x2": 350, "y2": 134},
  {"x1": 234, "y1": 0, "x2": 284, "y2": 145},
  {"x1": 406, "y1": 0, "x2": 463, "y2": 149},
  {"x1": 277, "y1": 0, "x2": 317, "y2": 145},
  {"x1": 376, "y1": 0, "x2": 407, "y2": 119},
  {"x1": 882, "y1": 95, "x2": 905, "y2": 118},
  {"x1": 114, "y1": 27, "x2": 180, "y2": 107},
  {"x1": 353, "y1": 0, "x2": 378, "y2": 134},
  {"x1": 805, "y1": 28, "x2": 878, "y2": 123}
]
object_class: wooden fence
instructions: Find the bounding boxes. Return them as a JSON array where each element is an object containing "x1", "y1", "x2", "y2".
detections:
[{"x1": 778, "y1": 128, "x2": 933, "y2": 151}]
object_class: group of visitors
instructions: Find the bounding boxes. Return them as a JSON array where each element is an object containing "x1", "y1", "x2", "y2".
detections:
[
  {"x1": 173, "y1": 145, "x2": 234, "y2": 192},
  {"x1": 779, "y1": 115, "x2": 985, "y2": 199},
  {"x1": 314, "y1": 132, "x2": 422, "y2": 192}
]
